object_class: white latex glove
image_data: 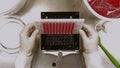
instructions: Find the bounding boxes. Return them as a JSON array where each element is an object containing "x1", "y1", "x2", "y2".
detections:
[
  {"x1": 20, "y1": 23, "x2": 39, "y2": 55},
  {"x1": 79, "y1": 24, "x2": 98, "y2": 54}
]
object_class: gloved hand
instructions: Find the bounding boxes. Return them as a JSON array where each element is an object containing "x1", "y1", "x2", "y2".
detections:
[
  {"x1": 20, "y1": 23, "x2": 39, "y2": 56},
  {"x1": 79, "y1": 24, "x2": 98, "y2": 54}
]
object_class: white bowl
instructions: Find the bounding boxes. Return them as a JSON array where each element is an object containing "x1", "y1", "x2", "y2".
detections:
[
  {"x1": 83, "y1": 0, "x2": 120, "y2": 21},
  {"x1": 0, "y1": 0, "x2": 27, "y2": 16},
  {"x1": 0, "y1": 15, "x2": 25, "y2": 54}
]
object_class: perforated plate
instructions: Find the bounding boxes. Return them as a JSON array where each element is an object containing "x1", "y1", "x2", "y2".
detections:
[{"x1": 41, "y1": 34, "x2": 79, "y2": 50}]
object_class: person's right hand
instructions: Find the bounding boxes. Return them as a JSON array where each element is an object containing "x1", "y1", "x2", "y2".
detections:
[
  {"x1": 79, "y1": 24, "x2": 99, "y2": 54},
  {"x1": 20, "y1": 23, "x2": 39, "y2": 56}
]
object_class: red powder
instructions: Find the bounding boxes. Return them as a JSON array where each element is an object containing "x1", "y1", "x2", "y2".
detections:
[
  {"x1": 88, "y1": 0, "x2": 120, "y2": 18},
  {"x1": 107, "y1": 0, "x2": 120, "y2": 8}
]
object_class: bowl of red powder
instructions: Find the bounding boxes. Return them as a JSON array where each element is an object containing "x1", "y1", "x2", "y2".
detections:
[{"x1": 83, "y1": 0, "x2": 120, "y2": 21}]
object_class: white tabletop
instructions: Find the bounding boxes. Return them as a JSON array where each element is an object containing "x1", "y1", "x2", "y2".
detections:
[{"x1": 0, "y1": 0, "x2": 120, "y2": 68}]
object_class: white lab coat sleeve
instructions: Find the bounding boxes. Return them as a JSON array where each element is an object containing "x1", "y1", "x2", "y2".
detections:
[
  {"x1": 15, "y1": 52, "x2": 33, "y2": 68},
  {"x1": 83, "y1": 51, "x2": 104, "y2": 68}
]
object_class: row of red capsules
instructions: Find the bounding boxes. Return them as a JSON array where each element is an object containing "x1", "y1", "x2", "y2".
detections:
[{"x1": 42, "y1": 22, "x2": 75, "y2": 34}]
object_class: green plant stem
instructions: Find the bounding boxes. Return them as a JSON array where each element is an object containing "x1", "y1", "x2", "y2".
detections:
[{"x1": 98, "y1": 37, "x2": 120, "y2": 68}]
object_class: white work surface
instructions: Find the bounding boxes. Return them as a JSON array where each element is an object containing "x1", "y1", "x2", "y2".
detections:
[{"x1": 0, "y1": 0, "x2": 120, "y2": 68}]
